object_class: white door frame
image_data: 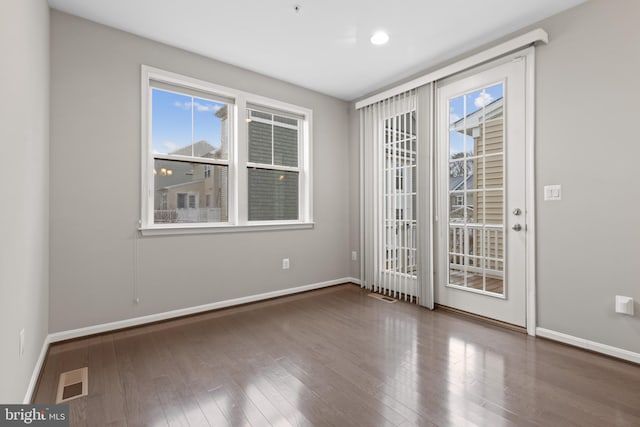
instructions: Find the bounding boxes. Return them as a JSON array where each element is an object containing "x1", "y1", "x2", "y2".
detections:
[
  {"x1": 524, "y1": 48, "x2": 537, "y2": 336},
  {"x1": 434, "y1": 48, "x2": 536, "y2": 335}
]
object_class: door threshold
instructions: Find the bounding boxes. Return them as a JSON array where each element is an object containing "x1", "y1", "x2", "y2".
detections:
[{"x1": 435, "y1": 304, "x2": 526, "y2": 334}]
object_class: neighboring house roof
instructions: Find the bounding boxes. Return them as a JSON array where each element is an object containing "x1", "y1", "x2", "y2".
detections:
[
  {"x1": 450, "y1": 174, "x2": 473, "y2": 191},
  {"x1": 170, "y1": 140, "x2": 217, "y2": 157},
  {"x1": 158, "y1": 179, "x2": 206, "y2": 191},
  {"x1": 451, "y1": 97, "x2": 503, "y2": 133}
]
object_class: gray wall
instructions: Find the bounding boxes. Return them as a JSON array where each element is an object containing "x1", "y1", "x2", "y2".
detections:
[
  {"x1": 0, "y1": 0, "x2": 50, "y2": 402},
  {"x1": 534, "y1": 0, "x2": 640, "y2": 352},
  {"x1": 50, "y1": 11, "x2": 351, "y2": 332},
  {"x1": 349, "y1": 0, "x2": 639, "y2": 354}
]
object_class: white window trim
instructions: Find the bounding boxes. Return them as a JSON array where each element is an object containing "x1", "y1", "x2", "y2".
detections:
[{"x1": 140, "y1": 65, "x2": 314, "y2": 235}]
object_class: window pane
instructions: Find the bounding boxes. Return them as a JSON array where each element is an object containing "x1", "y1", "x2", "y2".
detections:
[
  {"x1": 274, "y1": 115, "x2": 298, "y2": 126},
  {"x1": 250, "y1": 110, "x2": 271, "y2": 120},
  {"x1": 465, "y1": 89, "x2": 485, "y2": 117},
  {"x1": 274, "y1": 125, "x2": 298, "y2": 167},
  {"x1": 154, "y1": 159, "x2": 228, "y2": 223},
  {"x1": 484, "y1": 190, "x2": 504, "y2": 225},
  {"x1": 248, "y1": 110, "x2": 299, "y2": 167},
  {"x1": 248, "y1": 120, "x2": 272, "y2": 164},
  {"x1": 152, "y1": 89, "x2": 191, "y2": 155},
  {"x1": 193, "y1": 97, "x2": 229, "y2": 160},
  {"x1": 177, "y1": 193, "x2": 186, "y2": 209},
  {"x1": 478, "y1": 154, "x2": 503, "y2": 189},
  {"x1": 151, "y1": 88, "x2": 228, "y2": 160},
  {"x1": 449, "y1": 95, "x2": 464, "y2": 126},
  {"x1": 248, "y1": 169, "x2": 298, "y2": 221}
]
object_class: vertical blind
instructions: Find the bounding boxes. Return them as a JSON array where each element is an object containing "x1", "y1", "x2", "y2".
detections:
[{"x1": 360, "y1": 86, "x2": 433, "y2": 308}]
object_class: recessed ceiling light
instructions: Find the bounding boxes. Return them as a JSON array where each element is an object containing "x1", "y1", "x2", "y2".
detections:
[{"x1": 370, "y1": 31, "x2": 389, "y2": 45}]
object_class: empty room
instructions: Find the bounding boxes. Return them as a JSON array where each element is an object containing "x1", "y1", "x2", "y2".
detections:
[{"x1": 1, "y1": 0, "x2": 639, "y2": 425}]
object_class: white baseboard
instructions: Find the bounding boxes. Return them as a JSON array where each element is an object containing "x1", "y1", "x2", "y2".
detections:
[
  {"x1": 347, "y1": 277, "x2": 361, "y2": 286},
  {"x1": 49, "y1": 277, "x2": 356, "y2": 344},
  {"x1": 536, "y1": 327, "x2": 640, "y2": 364},
  {"x1": 23, "y1": 335, "x2": 51, "y2": 404}
]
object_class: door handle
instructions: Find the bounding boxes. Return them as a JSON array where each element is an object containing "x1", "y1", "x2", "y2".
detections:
[{"x1": 512, "y1": 224, "x2": 522, "y2": 231}]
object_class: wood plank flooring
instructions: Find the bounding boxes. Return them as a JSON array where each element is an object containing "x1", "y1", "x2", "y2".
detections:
[{"x1": 34, "y1": 284, "x2": 640, "y2": 426}]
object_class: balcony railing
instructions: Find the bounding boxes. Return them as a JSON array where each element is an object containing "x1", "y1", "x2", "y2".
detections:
[
  {"x1": 385, "y1": 221, "x2": 417, "y2": 276},
  {"x1": 449, "y1": 222, "x2": 504, "y2": 277},
  {"x1": 154, "y1": 208, "x2": 222, "y2": 223},
  {"x1": 380, "y1": 222, "x2": 503, "y2": 281}
]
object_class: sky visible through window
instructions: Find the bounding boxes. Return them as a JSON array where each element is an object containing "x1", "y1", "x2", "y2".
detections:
[
  {"x1": 449, "y1": 83, "x2": 503, "y2": 157},
  {"x1": 151, "y1": 88, "x2": 224, "y2": 155}
]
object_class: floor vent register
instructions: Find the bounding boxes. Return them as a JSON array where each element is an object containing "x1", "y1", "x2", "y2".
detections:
[
  {"x1": 368, "y1": 293, "x2": 398, "y2": 303},
  {"x1": 56, "y1": 367, "x2": 88, "y2": 403}
]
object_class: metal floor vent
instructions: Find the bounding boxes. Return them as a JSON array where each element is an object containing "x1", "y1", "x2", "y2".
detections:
[
  {"x1": 368, "y1": 293, "x2": 398, "y2": 303},
  {"x1": 56, "y1": 367, "x2": 88, "y2": 403}
]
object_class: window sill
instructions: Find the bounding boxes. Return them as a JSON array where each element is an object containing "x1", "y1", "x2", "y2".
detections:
[{"x1": 139, "y1": 221, "x2": 315, "y2": 236}]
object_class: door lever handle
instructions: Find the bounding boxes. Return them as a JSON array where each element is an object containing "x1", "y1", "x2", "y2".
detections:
[{"x1": 512, "y1": 224, "x2": 522, "y2": 232}]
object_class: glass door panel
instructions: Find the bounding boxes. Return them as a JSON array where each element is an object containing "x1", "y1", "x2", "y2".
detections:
[{"x1": 448, "y1": 83, "x2": 505, "y2": 296}]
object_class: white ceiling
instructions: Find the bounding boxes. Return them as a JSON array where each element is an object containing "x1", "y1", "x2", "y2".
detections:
[{"x1": 48, "y1": 0, "x2": 587, "y2": 101}]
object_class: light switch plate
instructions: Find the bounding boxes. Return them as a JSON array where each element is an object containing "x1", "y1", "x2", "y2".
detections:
[
  {"x1": 544, "y1": 185, "x2": 561, "y2": 201},
  {"x1": 615, "y1": 295, "x2": 634, "y2": 316}
]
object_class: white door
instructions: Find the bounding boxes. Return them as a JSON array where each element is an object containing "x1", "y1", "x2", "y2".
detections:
[{"x1": 436, "y1": 58, "x2": 527, "y2": 327}]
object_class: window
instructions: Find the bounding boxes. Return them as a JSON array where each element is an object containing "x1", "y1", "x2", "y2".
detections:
[
  {"x1": 247, "y1": 108, "x2": 301, "y2": 221},
  {"x1": 141, "y1": 66, "x2": 312, "y2": 234},
  {"x1": 177, "y1": 193, "x2": 187, "y2": 209},
  {"x1": 149, "y1": 80, "x2": 230, "y2": 224},
  {"x1": 188, "y1": 193, "x2": 197, "y2": 209}
]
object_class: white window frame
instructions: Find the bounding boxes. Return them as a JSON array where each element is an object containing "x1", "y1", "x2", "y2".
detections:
[{"x1": 140, "y1": 65, "x2": 313, "y2": 235}]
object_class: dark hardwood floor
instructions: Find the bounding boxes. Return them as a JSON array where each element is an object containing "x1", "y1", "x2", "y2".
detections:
[{"x1": 34, "y1": 284, "x2": 640, "y2": 426}]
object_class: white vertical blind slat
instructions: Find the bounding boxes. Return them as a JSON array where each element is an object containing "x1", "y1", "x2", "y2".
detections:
[
  {"x1": 401, "y1": 92, "x2": 407, "y2": 299},
  {"x1": 360, "y1": 87, "x2": 431, "y2": 307},
  {"x1": 392, "y1": 104, "x2": 398, "y2": 296}
]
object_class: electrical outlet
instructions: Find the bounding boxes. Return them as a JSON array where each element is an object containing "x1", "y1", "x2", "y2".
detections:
[
  {"x1": 19, "y1": 329, "x2": 25, "y2": 357},
  {"x1": 282, "y1": 258, "x2": 290, "y2": 270},
  {"x1": 351, "y1": 251, "x2": 357, "y2": 261}
]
